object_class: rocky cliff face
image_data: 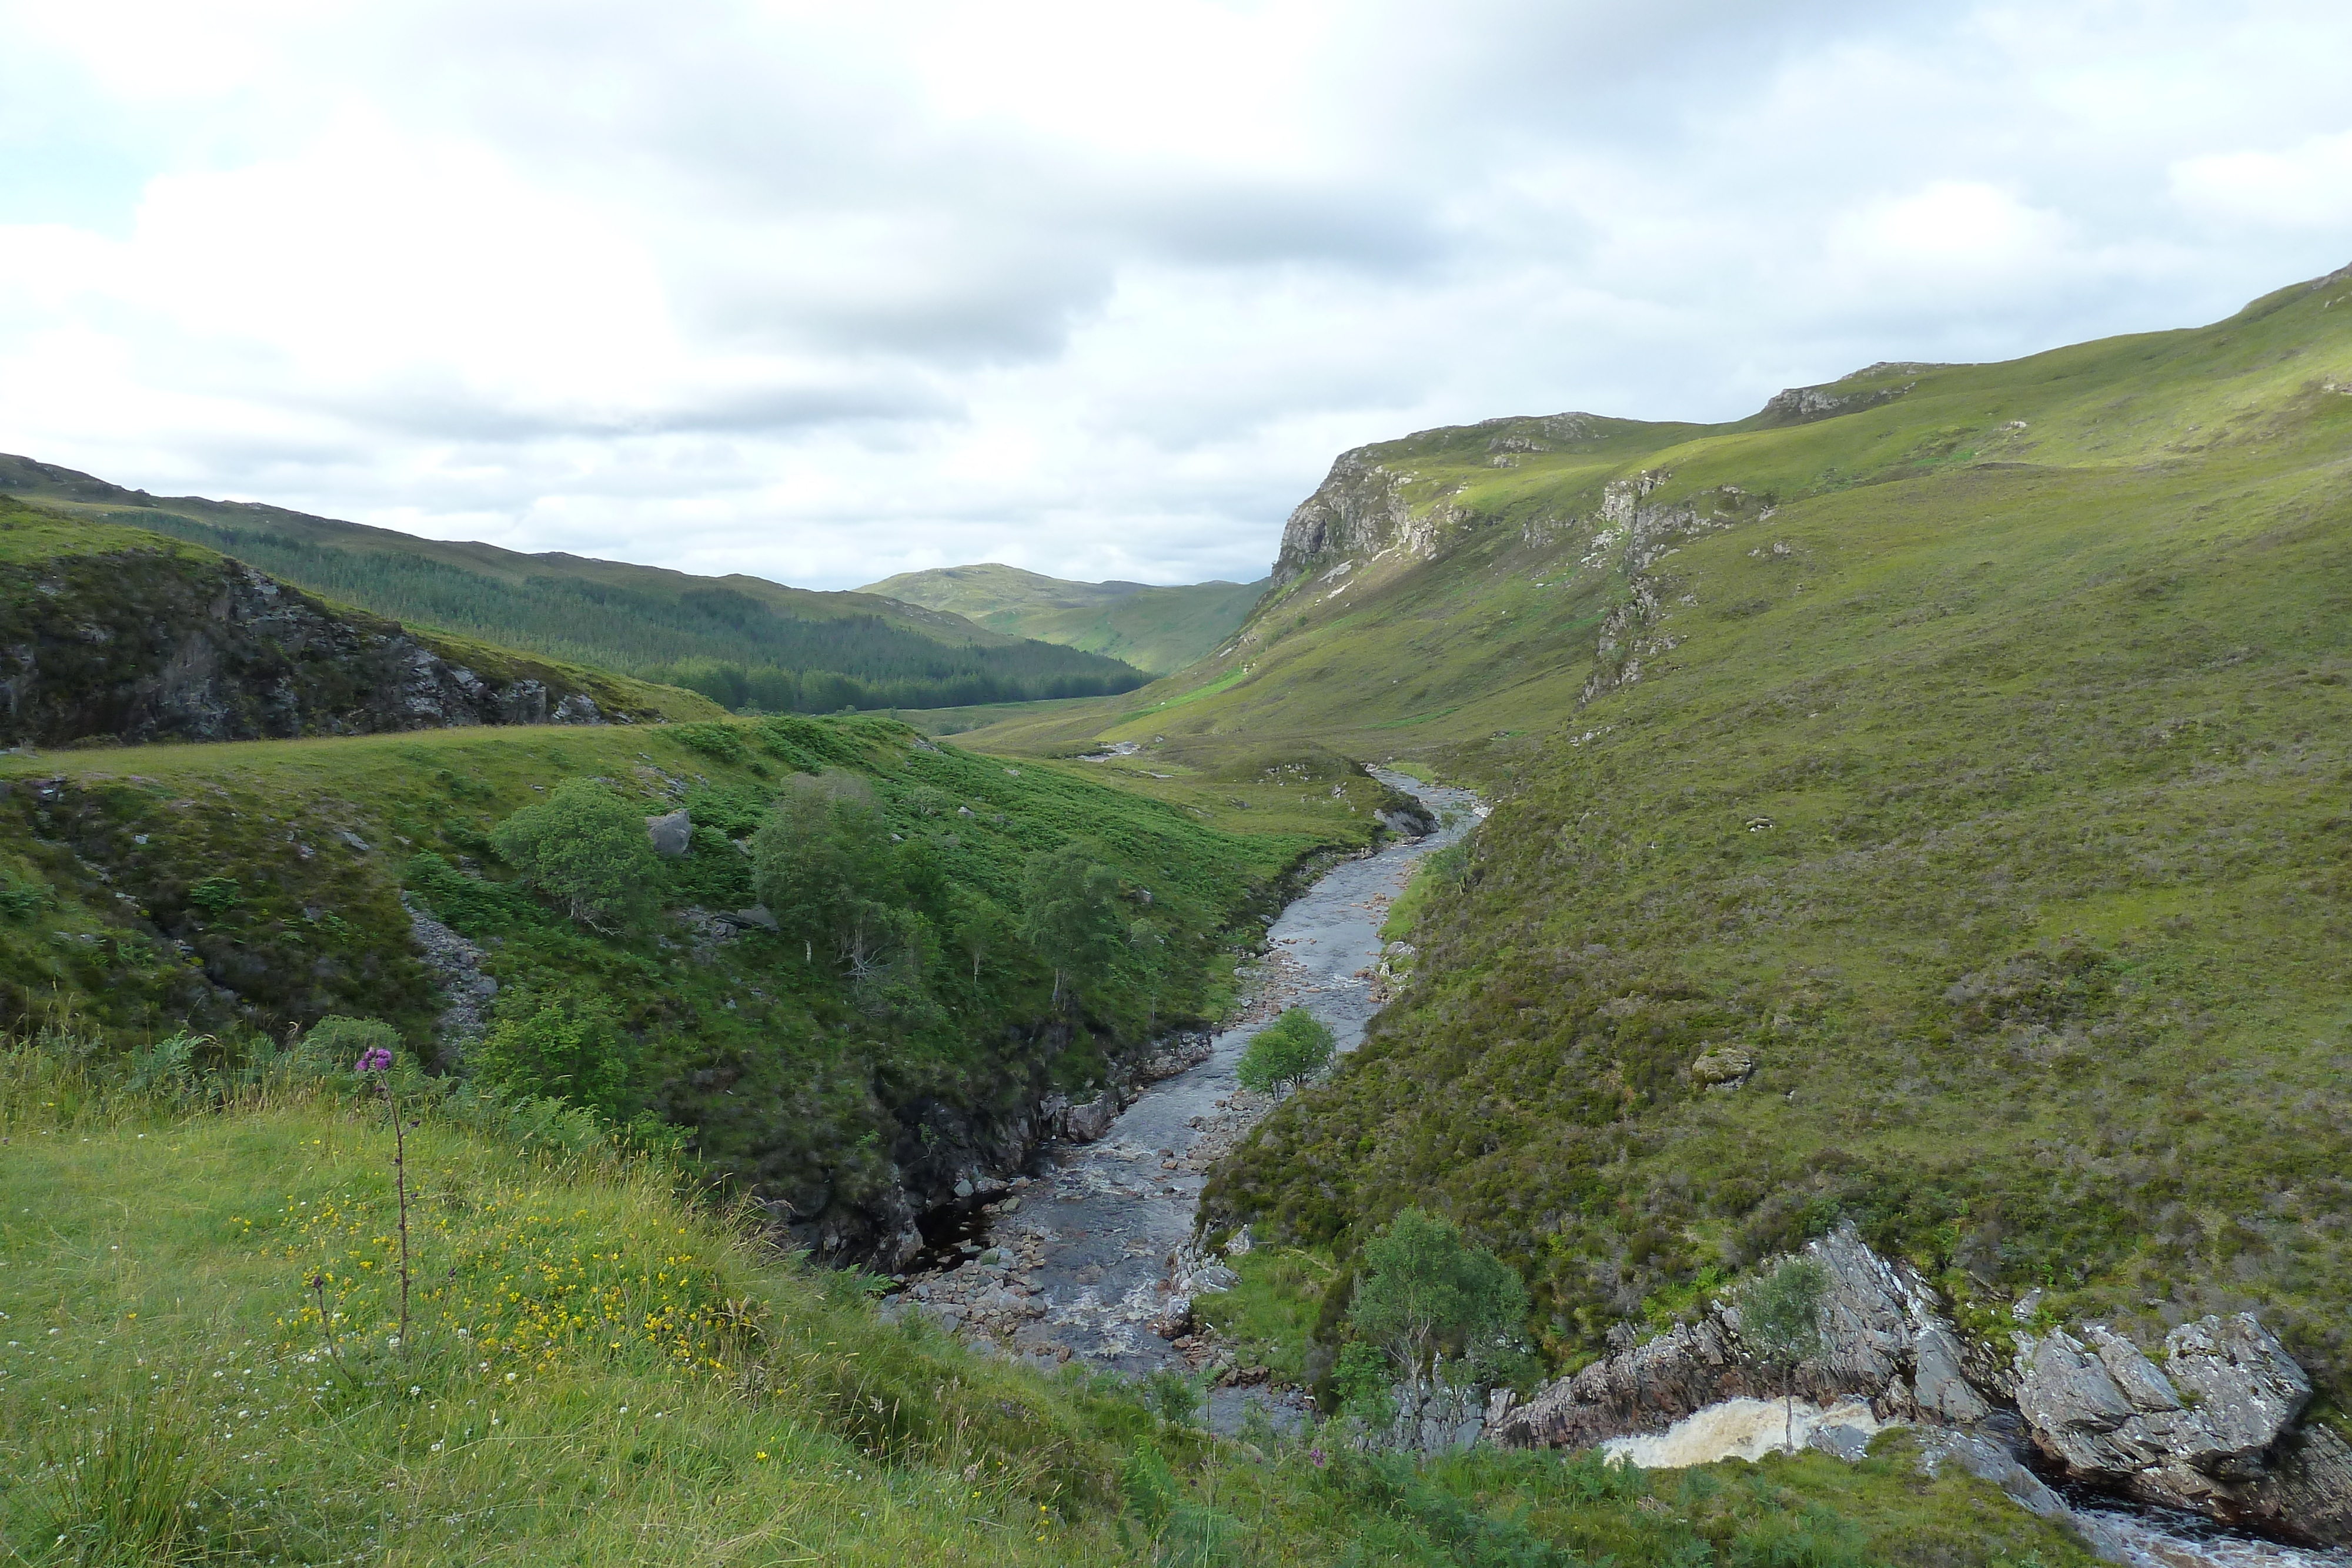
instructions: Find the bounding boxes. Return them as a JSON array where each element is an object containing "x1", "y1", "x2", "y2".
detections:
[
  {"x1": 1271, "y1": 450, "x2": 1435, "y2": 588},
  {"x1": 1493, "y1": 1226, "x2": 2352, "y2": 1547},
  {"x1": 0, "y1": 540, "x2": 634, "y2": 747},
  {"x1": 780, "y1": 1028, "x2": 1218, "y2": 1272}
]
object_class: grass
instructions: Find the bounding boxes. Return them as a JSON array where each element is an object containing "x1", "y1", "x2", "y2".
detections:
[
  {"x1": 860, "y1": 564, "x2": 1267, "y2": 676},
  {"x1": 1193, "y1": 263, "x2": 2352, "y2": 1408},
  {"x1": 0, "y1": 458, "x2": 1147, "y2": 714},
  {"x1": 960, "y1": 263, "x2": 2352, "y2": 794},
  {"x1": 0, "y1": 1049, "x2": 2102, "y2": 1566},
  {"x1": 0, "y1": 711, "x2": 1414, "y2": 1249},
  {"x1": 0, "y1": 496, "x2": 719, "y2": 734}
]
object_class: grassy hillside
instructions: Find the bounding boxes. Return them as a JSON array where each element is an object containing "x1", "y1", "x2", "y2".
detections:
[
  {"x1": 0, "y1": 1054, "x2": 2098, "y2": 1566},
  {"x1": 863, "y1": 563, "x2": 1267, "y2": 675},
  {"x1": 960, "y1": 265, "x2": 2352, "y2": 786},
  {"x1": 0, "y1": 497, "x2": 719, "y2": 741},
  {"x1": 0, "y1": 710, "x2": 1422, "y2": 1259},
  {"x1": 1185, "y1": 263, "x2": 2352, "y2": 1410},
  {"x1": 0, "y1": 456, "x2": 1148, "y2": 713}
]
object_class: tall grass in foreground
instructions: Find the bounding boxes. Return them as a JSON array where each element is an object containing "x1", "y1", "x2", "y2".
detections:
[{"x1": 0, "y1": 1034, "x2": 2099, "y2": 1566}]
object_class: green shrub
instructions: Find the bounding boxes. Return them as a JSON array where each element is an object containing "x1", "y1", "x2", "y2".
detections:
[
  {"x1": 0, "y1": 870, "x2": 49, "y2": 921},
  {"x1": 405, "y1": 851, "x2": 546, "y2": 937},
  {"x1": 1236, "y1": 1008, "x2": 1336, "y2": 1095},
  {"x1": 750, "y1": 772, "x2": 901, "y2": 971},
  {"x1": 471, "y1": 990, "x2": 635, "y2": 1117},
  {"x1": 489, "y1": 779, "x2": 661, "y2": 930},
  {"x1": 1018, "y1": 844, "x2": 1124, "y2": 1007},
  {"x1": 187, "y1": 875, "x2": 241, "y2": 915},
  {"x1": 671, "y1": 723, "x2": 750, "y2": 765},
  {"x1": 1349, "y1": 1208, "x2": 1529, "y2": 1396}
]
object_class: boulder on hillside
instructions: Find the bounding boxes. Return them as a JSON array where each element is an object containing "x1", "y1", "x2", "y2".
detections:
[{"x1": 644, "y1": 808, "x2": 692, "y2": 857}]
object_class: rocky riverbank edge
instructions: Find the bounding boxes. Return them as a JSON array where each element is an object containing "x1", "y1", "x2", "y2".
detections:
[
  {"x1": 762, "y1": 805, "x2": 1432, "y2": 1273},
  {"x1": 1488, "y1": 1225, "x2": 2351, "y2": 1553}
]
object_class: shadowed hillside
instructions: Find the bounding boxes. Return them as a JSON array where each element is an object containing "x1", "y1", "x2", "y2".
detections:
[{"x1": 0, "y1": 457, "x2": 1149, "y2": 713}]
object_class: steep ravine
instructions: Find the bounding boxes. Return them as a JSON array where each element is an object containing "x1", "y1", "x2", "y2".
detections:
[{"x1": 879, "y1": 771, "x2": 1480, "y2": 1389}]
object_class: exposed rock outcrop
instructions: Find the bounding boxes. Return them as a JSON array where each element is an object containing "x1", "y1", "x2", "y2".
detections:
[
  {"x1": 2013, "y1": 1315, "x2": 2343, "y2": 1539},
  {"x1": 1272, "y1": 452, "x2": 1435, "y2": 587},
  {"x1": 403, "y1": 894, "x2": 495, "y2": 1060},
  {"x1": 1755, "y1": 365, "x2": 1939, "y2": 425},
  {"x1": 1494, "y1": 1226, "x2": 2350, "y2": 1546},
  {"x1": 786, "y1": 1029, "x2": 1218, "y2": 1273},
  {"x1": 1577, "y1": 474, "x2": 1770, "y2": 704},
  {"x1": 1495, "y1": 1227, "x2": 1988, "y2": 1452},
  {"x1": 644, "y1": 809, "x2": 693, "y2": 858},
  {"x1": 0, "y1": 523, "x2": 647, "y2": 746}
]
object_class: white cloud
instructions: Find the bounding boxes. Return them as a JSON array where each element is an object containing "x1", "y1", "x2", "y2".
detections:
[
  {"x1": 2172, "y1": 131, "x2": 2352, "y2": 230},
  {"x1": 0, "y1": 0, "x2": 2347, "y2": 589}
]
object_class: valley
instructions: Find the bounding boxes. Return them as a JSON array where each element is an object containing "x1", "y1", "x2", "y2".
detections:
[{"x1": 5, "y1": 261, "x2": 2352, "y2": 1564}]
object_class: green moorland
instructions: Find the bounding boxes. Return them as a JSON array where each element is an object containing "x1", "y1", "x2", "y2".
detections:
[
  {"x1": 861, "y1": 563, "x2": 1269, "y2": 675},
  {"x1": 0, "y1": 1051, "x2": 2100, "y2": 1567},
  {"x1": 1181, "y1": 266, "x2": 2352, "y2": 1414},
  {"x1": 0, "y1": 713, "x2": 1415, "y2": 1236},
  {"x1": 0, "y1": 455, "x2": 1148, "y2": 713},
  {"x1": 0, "y1": 498, "x2": 718, "y2": 732},
  {"x1": 962, "y1": 267, "x2": 2352, "y2": 787}
]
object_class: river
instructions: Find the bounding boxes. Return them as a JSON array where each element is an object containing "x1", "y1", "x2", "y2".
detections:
[{"x1": 885, "y1": 768, "x2": 2349, "y2": 1565}]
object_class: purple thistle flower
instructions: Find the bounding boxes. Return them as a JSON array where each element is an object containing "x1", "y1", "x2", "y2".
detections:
[{"x1": 356, "y1": 1046, "x2": 395, "y2": 1072}]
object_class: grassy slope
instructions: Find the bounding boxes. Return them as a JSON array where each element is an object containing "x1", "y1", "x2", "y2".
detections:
[
  {"x1": 0, "y1": 456, "x2": 1147, "y2": 707},
  {"x1": 962, "y1": 269, "x2": 2352, "y2": 785},
  {"x1": 0, "y1": 497, "x2": 720, "y2": 728},
  {"x1": 0, "y1": 713, "x2": 1408, "y2": 1229},
  {"x1": 1196, "y1": 268, "x2": 2352, "y2": 1405},
  {"x1": 0, "y1": 1061, "x2": 2097, "y2": 1567},
  {"x1": 861, "y1": 563, "x2": 1268, "y2": 674}
]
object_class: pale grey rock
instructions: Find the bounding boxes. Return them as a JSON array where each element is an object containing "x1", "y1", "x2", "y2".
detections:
[
  {"x1": 1808, "y1": 1423, "x2": 1876, "y2": 1462},
  {"x1": 403, "y1": 893, "x2": 493, "y2": 1054},
  {"x1": 1689, "y1": 1044, "x2": 1755, "y2": 1088},
  {"x1": 1062, "y1": 1092, "x2": 1120, "y2": 1143},
  {"x1": 1496, "y1": 1225, "x2": 1987, "y2": 1451},
  {"x1": 2014, "y1": 1315, "x2": 2307, "y2": 1484},
  {"x1": 1363, "y1": 1378, "x2": 1488, "y2": 1455},
  {"x1": 2249, "y1": 1420, "x2": 2352, "y2": 1546},
  {"x1": 1912, "y1": 1325, "x2": 1992, "y2": 1424},
  {"x1": 720, "y1": 904, "x2": 777, "y2": 931},
  {"x1": 2013, "y1": 1313, "x2": 2342, "y2": 1540},
  {"x1": 1915, "y1": 1430, "x2": 2069, "y2": 1521},
  {"x1": 644, "y1": 808, "x2": 693, "y2": 858}
]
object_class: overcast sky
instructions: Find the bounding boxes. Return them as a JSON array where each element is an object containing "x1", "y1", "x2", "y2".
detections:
[{"x1": 2, "y1": 2, "x2": 2348, "y2": 590}]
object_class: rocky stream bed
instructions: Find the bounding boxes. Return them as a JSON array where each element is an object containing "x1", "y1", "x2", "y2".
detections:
[{"x1": 875, "y1": 770, "x2": 2351, "y2": 1566}]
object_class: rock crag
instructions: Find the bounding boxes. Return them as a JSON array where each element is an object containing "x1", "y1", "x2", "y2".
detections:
[
  {"x1": 1493, "y1": 1225, "x2": 2350, "y2": 1547},
  {"x1": 0, "y1": 531, "x2": 651, "y2": 747}
]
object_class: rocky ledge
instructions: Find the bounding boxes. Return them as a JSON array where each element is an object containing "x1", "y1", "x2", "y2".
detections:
[
  {"x1": 1492, "y1": 1225, "x2": 2351, "y2": 1547},
  {"x1": 774, "y1": 1029, "x2": 1217, "y2": 1273},
  {"x1": 0, "y1": 545, "x2": 634, "y2": 747}
]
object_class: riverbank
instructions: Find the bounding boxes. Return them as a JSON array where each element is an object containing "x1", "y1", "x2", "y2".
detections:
[{"x1": 880, "y1": 771, "x2": 1481, "y2": 1388}]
